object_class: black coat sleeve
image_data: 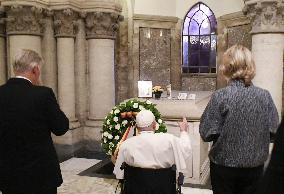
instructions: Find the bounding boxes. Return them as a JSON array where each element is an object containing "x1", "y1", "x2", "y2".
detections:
[
  {"x1": 45, "y1": 88, "x2": 69, "y2": 136},
  {"x1": 258, "y1": 118, "x2": 284, "y2": 194}
]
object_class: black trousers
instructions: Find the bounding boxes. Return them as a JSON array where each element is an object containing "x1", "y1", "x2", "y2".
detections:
[
  {"x1": 1, "y1": 187, "x2": 57, "y2": 194},
  {"x1": 210, "y1": 162, "x2": 264, "y2": 194}
]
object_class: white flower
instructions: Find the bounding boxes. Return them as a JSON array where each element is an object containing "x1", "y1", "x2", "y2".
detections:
[
  {"x1": 106, "y1": 119, "x2": 110, "y2": 125},
  {"x1": 109, "y1": 142, "x2": 114, "y2": 147},
  {"x1": 114, "y1": 109, "x2": 120, "y2": 114},
  {"x1": 133, "y1": 103, "x2": 139, "y2": 109},
  {"x1": 122, "y1": 120, "x2": 128, "y2": 126},
  {"x1": 109, "y1": 126, "x2": 112, "y2": 130},
  {"x1": 113, "y1": 117, "x2": 119, "y2": 122},
  {"x1": 108, "y1": 150, "x2": 112, "y2": 155},
  {"x1": 101, "y1": 133, "x2": 104, "y2": 138},
  {"x1": 146, "y1": 100, "x2": 152, "y2": 105},
  {"x1": 103, "y1": 132, "x2": 109, "y2": 137},
  {"x1": 115, "y1": 135, "x2": 120, "y2": 140},
  {"x1": 139, "y1": 105, "x2": 145, "y2": 110},
  {"x1": 108, "y1": 134, "x2": 113, "y2": 139},
  {"x1": 104, "y1": 116, "x2": 107, "y2": 119},
  {"x1": 155, "y1": 123, "x2": 160, "y2": 131},
  {"x1": 115, "y1": 124, "x2": 120, "y2": 130},
  {"x1": 158, "y1": 119, "x2": 162, "y2": 124},
  {"x1": 110, "y1": 110, "x2": 113, "y2": 114},
  {"x1": 104, "y1": 138, "x2": 107, "y2": 143}
]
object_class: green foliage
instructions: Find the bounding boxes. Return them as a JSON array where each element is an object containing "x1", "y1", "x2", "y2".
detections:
[{"x1": 101, "y1": 99, "x2": 167, "y2": 155}]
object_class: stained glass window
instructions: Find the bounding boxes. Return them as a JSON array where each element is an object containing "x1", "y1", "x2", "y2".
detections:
[{"x1": 182, "y1": 2, "x2": 217, "y2": 74}]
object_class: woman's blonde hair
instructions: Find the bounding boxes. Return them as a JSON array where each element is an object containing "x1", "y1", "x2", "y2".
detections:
[{"x1": 220, "y1": 44, "x2": 255, "y2": 85}]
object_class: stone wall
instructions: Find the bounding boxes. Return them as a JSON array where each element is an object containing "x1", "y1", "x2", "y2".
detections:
[
  {"x1": 139, "y1": 28, "x2": 171, "y2": 88},
  {"x1": 115, "y1": 0, "x2": 129, "y2": 103},
  {"x1": 217, "y1": 11, "x2": 251, "y2": 89},
  {"x1": 0, "y1": 0, "x2": 123, "y2": 159},
  {"x1": 182, "y1": 76, "x2": 216, "y2": 91},
  {"x1": 129, "y1": 14, "x2": 180, "y2": 97}
]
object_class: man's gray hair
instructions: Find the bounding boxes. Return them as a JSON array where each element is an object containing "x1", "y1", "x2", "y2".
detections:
[{"x1": 13, "y1": 49, "x2": 43, "y2": 73}]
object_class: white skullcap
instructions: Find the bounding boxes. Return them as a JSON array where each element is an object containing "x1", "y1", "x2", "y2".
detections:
[{"x1": 136, "y1": 110, "x2": 155, "y2": 128}]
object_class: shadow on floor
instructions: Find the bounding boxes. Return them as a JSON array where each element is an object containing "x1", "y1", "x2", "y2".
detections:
[{"x1": 78, "y1": 158, "x2": 115, "y2": 179}]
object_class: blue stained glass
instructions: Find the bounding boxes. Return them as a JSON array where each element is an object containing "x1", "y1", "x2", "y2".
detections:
[
  {"x1": 189, "y1": 52, "x2": 199, "y2": 67},
  {"x1": 187, "y1": 4, "x2": 199, "y2": 18},
  {"x1": 183, "y1": 36, "x2": 188, "y2": 66},
  {"x1": 200, "y1": 4, "x2": 213, "y2": 17},
  {"x1": 200, "y1": 36, "x2": 210, "y2": 50},
  {"x1": 209, "y1": 15, "x2": 217, "y2": 33},
  {"x1": 183, "y1": 17, "x2": 190, "y2": 35},
  {"x1": 211, "y1": 35, "x2": 217, "y2": 50},
  {"x1": 188, "y1": 20, "x2": 199, "y2": 35},
  {"x1": 182, "y1": 2, "x2": 217, "y2": 74},
  {"x1": 200, "y1": 19, "x2": 211, "y2": 35},
  {"x1": 192, "y1": 10, "x2": 207, "y2": 24},
  {"x1": 189, "y1": 36, "x2": 199, "y2": 45}
]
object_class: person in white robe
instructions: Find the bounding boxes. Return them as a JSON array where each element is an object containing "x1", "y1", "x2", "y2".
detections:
[{"x1": 113, "y1": 110, "x2": 192, "y2": 179}]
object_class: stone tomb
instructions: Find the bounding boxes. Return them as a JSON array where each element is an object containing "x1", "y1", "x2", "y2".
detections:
[
  {"x1": 82, "y1": 91, "x2": 212, "y2": 185},
  {"x1": 151, "y1": 91, "x2": 212, "y2": 184}
]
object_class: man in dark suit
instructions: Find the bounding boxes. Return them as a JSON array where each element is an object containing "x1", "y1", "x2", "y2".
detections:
[{"x1": 0, "y1": 49, "x2": 69, "y2": 194}]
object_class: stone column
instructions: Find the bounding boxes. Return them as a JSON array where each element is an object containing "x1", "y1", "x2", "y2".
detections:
[
  {"x1": 85, "y1": 12, "x2": 122, "y2": 126},
  {"x1": 5, "y1": 5, "x2": 43, "y2": 78},
  {"x1": 0, "y1": 10, "x2": 6, "y2": 85},
  {"x1": 74, "y1": 12, "x2": 88, "y2": 124},
  {"x1": 41, "y1": 10, "x2": 57, "y2": 96},
  {"x1": 116, "y1": 15, "x2": 129, "y2": 103},
  {"x1": 54, "y1": 9, "x2": 80, "y2": 129},
  {"x1": 244, "y1": 1, "x2": 284, "y2": 117}
]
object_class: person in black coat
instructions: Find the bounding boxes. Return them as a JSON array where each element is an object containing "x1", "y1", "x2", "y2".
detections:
[
  {"x1": 0, "y1": 49, "x2": 69, "y2": 194},
  {"x1": 257, "y1": 118, "x2": 284, "y2": 194}
]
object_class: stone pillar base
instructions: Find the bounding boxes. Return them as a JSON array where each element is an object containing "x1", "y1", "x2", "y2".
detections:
[
  {"x1": 52, "y1": 126, "x2": 84, "y2": 161},
  {"x1": 84, "y1": 119, "x2": 104, "y2": 153},
  {"x1": 69, "y1": 118, "x2": 81, "y2": 129},
  {"x1": 85, "y1": 118, "x2": 103, "y2": 128}
]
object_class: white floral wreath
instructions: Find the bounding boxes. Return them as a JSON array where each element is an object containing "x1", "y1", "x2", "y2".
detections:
[{"x1": 101, "y1": 99, "x2": 167, "y2": 155}]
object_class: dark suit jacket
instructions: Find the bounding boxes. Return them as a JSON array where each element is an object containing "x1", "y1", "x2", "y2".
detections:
[
  {"x1": 258, "y1": 118, "x2": 284, "y2": 194},
  {"x1": 0, "y1": 78, "x2": 69, "y2": 193}
]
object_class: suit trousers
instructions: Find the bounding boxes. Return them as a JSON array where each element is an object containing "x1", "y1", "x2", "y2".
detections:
[
  {"x1": 210, "y1": 162, "x2": 263, "y2": 194},
  {"x1": 1, "y1": 187, "x2": 57, "y2": 194}
]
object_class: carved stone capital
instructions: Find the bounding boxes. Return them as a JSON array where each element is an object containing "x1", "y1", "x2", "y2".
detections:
[
  {"x1": 4, "y1": 5, "x2": 44, "y2": 36},
  {"x1": 243, "y1": 0, "x2": 284, "y2": 34},
  {"x1": 40, "y1": 9, "x2": 54, "y2": 33},
  {"x1": 73, "y1": 11, "x2": 87, "y2": 34},
  {"x1": 85, "y1": 12, "x2": 123, "y2": 39},
  {"x1": 54, "y1": 9, "x2": 78, "y2": 38}
]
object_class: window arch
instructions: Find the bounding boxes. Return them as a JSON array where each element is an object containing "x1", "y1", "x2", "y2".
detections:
[{"x1": 182, "y1": 2, "x2": 217, "y2": 74}]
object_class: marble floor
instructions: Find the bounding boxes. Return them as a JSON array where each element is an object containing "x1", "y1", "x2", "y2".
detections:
[
  {"x1": 0, "y1": 157, "x2": 213, "y2": 194},
  {"x1": 58, "y1": 157, "x2": 213, "y2": 194}
]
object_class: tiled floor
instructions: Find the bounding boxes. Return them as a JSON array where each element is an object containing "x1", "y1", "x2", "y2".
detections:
[{"x1": 58, "y1": 158, "x2": 213, "y2": 194}]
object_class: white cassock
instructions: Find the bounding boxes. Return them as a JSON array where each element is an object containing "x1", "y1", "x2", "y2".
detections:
[{"x1": 113, "y1": 131, "x2": 192, "y2": 179}]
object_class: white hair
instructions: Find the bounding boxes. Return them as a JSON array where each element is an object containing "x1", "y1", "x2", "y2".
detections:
[{"x1": 13, "y1": 49, "x2": 43, "y2": 73}]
